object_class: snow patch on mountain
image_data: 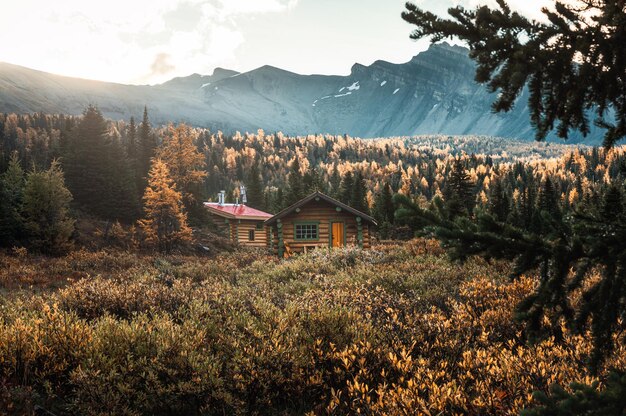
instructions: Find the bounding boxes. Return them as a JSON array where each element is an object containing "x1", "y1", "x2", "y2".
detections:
[{"x1": 347, "y1": 81, "x2": 360, "y2": 91}]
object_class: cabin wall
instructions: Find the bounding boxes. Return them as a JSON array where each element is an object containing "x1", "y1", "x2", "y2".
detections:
[
  {"x1": 208, "y1": 213, "x2": 231, "y2": 238},
  {"x1": 208, "y1": 213, "x2": 268, "y2": 247},
  {"x1": 235, "y1": 220, "x2": 268, "y2": 248},
  {"x1": 269, "y1": 200, "x2": 372, "y2": 256}
]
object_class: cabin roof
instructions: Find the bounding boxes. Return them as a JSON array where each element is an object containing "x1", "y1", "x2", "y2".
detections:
[
  {"x1": 204, "y1": 203, "x2": 273, "y2": 221},
  {"x1": 265, "y1": 191, "x2": 378, "y2": 226}
]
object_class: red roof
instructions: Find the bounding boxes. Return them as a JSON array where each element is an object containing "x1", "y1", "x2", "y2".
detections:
[{"x1": 204, "y1": 203, "x2": 273, "y2": 220}]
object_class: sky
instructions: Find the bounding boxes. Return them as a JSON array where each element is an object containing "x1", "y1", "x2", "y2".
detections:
[{"x1": 0, "y1": 0, "x2": 551, "y2": 85}]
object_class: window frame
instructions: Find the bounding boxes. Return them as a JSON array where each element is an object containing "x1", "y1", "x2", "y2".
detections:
[
  {"x1": 248, "y1": 229, "x2": 255, "y2": 241},
  {"x1": 294, "y1": 221, "x2": 320, "y2": 241}
]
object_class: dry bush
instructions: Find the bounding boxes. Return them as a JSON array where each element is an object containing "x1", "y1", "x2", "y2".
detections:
[{"x1": 0, "y1": 244, "x2": 621, "y2": 415}]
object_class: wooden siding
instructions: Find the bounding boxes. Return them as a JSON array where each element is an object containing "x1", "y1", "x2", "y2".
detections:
[
  {"x1": 235, "y1": 220, "x2": 268, "y2": 248},
  {"x1": 207, "y1": 213, "x2": 230, "y2": 238},
  {"x1": 208, "y1": 213, "x2": 267, "y2": 247},
  {"x1": 269, "y1": 199, "x2": 372, "y2": 256}
]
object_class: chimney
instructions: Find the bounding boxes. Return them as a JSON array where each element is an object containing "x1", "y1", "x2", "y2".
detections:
[
  {"x1": 240, "y1": 185, "x2": 247, "y2": 205},
  {"x1": 218, "y1": 190, "x2": 225, "y2": 206}
]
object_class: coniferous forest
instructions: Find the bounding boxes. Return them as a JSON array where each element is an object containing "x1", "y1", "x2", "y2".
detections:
[{"x1": 1, "y1": 0, "x2": 626, "y2": 415}]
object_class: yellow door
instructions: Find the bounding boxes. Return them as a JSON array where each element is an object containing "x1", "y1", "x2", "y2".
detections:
[{"x1": 331, "y1": 222, "x2": 344, "y2": 247}]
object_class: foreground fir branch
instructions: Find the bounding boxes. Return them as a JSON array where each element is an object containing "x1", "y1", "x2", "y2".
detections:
[
  {"x1": 402, "y1": 0, "x2": 626, "y2": 148},
  {"x1": 395, "y1": 183, "x2": 626, "y2": 371}
]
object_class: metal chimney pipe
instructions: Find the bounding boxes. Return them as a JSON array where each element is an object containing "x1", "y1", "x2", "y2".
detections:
[{"x1": 240, "y1": 185, "x2": 247, "y2": 205}]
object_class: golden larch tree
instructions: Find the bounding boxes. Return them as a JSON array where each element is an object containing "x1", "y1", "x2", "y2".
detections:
[
  {"x1": 139, "y1": 159, "x2": 192, "y2": 252},
  {"x1": 156, "y1": 123, "x2": 207, "y2": 209}
]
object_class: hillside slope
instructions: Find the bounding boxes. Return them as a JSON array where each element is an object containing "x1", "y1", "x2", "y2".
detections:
[{"x1": 0, "y1": 44, "x2": 604, "y2": 143}]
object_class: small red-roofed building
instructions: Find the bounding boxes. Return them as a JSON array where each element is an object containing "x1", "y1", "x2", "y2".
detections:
[{"x1": 204, "y1": 195, "x2": 273, "y2": 248}]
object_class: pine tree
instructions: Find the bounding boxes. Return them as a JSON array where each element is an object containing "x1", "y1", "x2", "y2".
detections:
[
  {"x1": 340, "y1": 171, "x2": 354, "y2": 204},
  {"x1": 374, "y1": 182, "x2": 395, "y2": 224},
  {"x1": 127, "y1": 116, "x2": 137, "y2": 161},
  {"x1": 537, "y1": 176, "x2": 560, "y2": 218},
  {"x1": 488, "y1": 176, "x2": 510, "y2": 222},
  {"x1": 351, "y1": 170, "x2": 369, "y2": 214},
  {"x1": 0, "y1": 153, "x2": 25, "y2": 246},
  {"x1": 285, "y1": 157, "x2": 304, "y2": 206},
  {"x1": 63, "y1": 106, "x2": 138, "y2": 221},
  {"x1": 246, "y1": 163, "x2": 264, "y2": 209},
  {"x1": 273, "y1": 187, "x2": 284, "y2": 213},
  {"x1": 63, "y1": 105, "x2": 109, "y2": 213},
  {"x1": 21, "y1": 161, "x2": 74, "y2": 254},
  {"x1": 138, "y1": 106, "x2": 156, "y2": 186},
  {"x1": 329, "y1": 164, "x2": 342, "y2": 198},
  {"x1": 443, "y1": 158, "x2": 474, "y2": 218},
  {"x1": 107, "y1": 133, "x2": 141, "y2": 221},
  {"x1": 139, "y1": 159, "x2": 192, "y2": 253}
]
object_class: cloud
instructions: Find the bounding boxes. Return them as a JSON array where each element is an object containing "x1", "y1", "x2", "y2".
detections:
[
  {"x1": 0, "y1": 0, "x2": 300, "y2": 84},
  {"x1": 150, "y1": 53, "x2": 176, "y2": 76}
]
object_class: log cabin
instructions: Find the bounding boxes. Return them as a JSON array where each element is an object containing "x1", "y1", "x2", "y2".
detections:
[
  {"x1": 265, "y1": 191, "x2": 377, "y2": 257},
  {"x1": 204, "y1": 197, "x2": 273, "y2": 248}
]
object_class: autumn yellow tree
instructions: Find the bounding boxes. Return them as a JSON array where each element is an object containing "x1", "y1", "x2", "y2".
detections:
[
  {"x1": 139, "y1": 159, "x2": 192, "y2": 252},
  {"x1": 156, "y1": 123, "x2": 207, "y2": 211}
]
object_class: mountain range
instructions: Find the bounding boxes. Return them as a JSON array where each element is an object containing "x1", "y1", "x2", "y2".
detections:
[{"x1": 0, "y1": 43, "x2": 604, "y2": 144}]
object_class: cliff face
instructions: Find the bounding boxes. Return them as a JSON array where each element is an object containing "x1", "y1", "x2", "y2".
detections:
[{"x1": 0, "y1": 43, "x2": 604, "y2": 143}]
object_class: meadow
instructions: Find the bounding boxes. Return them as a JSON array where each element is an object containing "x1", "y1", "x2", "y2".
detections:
[{"x1": 1, "y1": 241, "x2": 622, "y2": 415}]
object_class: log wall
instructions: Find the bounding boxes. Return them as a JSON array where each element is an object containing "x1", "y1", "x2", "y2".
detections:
[{"x1": 269, "y1": 199, "x2": 372, "y2": 256}]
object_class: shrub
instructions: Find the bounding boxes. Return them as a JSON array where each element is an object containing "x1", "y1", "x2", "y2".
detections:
[{"x1": 0, "y1": 242, "x2": 622, "y2": 415}]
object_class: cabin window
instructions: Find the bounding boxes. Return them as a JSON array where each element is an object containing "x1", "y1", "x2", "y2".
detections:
[
  {"x1": 295, "y1": 223, "x2": 318, "y2": 240},
  {"x1": 248, "y1": 229, "x2": 255, "y2": 241},
  {"x1": 256, "y1": 222, "x2": 264, "y2": 230}
]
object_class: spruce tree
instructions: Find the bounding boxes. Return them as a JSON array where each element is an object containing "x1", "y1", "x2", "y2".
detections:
[
  {"x1": 273, "y1": 188, "x2": 284, "y2": 213},
  {"x1": 63, "y1": 106, "x2": 138, "y2": 221},
  {"x1": 63, "y1": 105, "x2": 109, "y2": 213},
  {"x1": 127, "y1": 116, "x2": 137, "y2": 161},
  {"x1": 340, "y1": 171, "x2": 354, "y2": 204},
  {"x1": 488, "y1": 176, "x2": 510, "y2": 222},
  {"x1": 138, "y1": 106, "x2": 156, "y2": 186},
  {"x1": 21, "y1": 161, "x2": 74, "y2": 254},
  {"x1": 285, "y1": 157, "x2": 304, "y2": 206},
  {"x1": 374, "y1": 182, "x2": 395, "y2": 225},
  {"x1": 351, "y1": 170, "x2": 369, "y2": 214},
  {"x1": 0, "y1": 153, "x2": 25, "y2": 246},
  {"x1": 537, "y1": 176, "x2": 560, "y2": 218},
  {"x1": 139, "y1": 159, "x2": 192, "y2": 253},
  {"x1": 246, "y1": 163, "x2": 264, "y2": 209},
  {"x1": 329, "y1": 164, "x2": 342, "y2": 198},
  {"x1": 443, "y1": 158, "x2": 474, "y2": 218}
]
